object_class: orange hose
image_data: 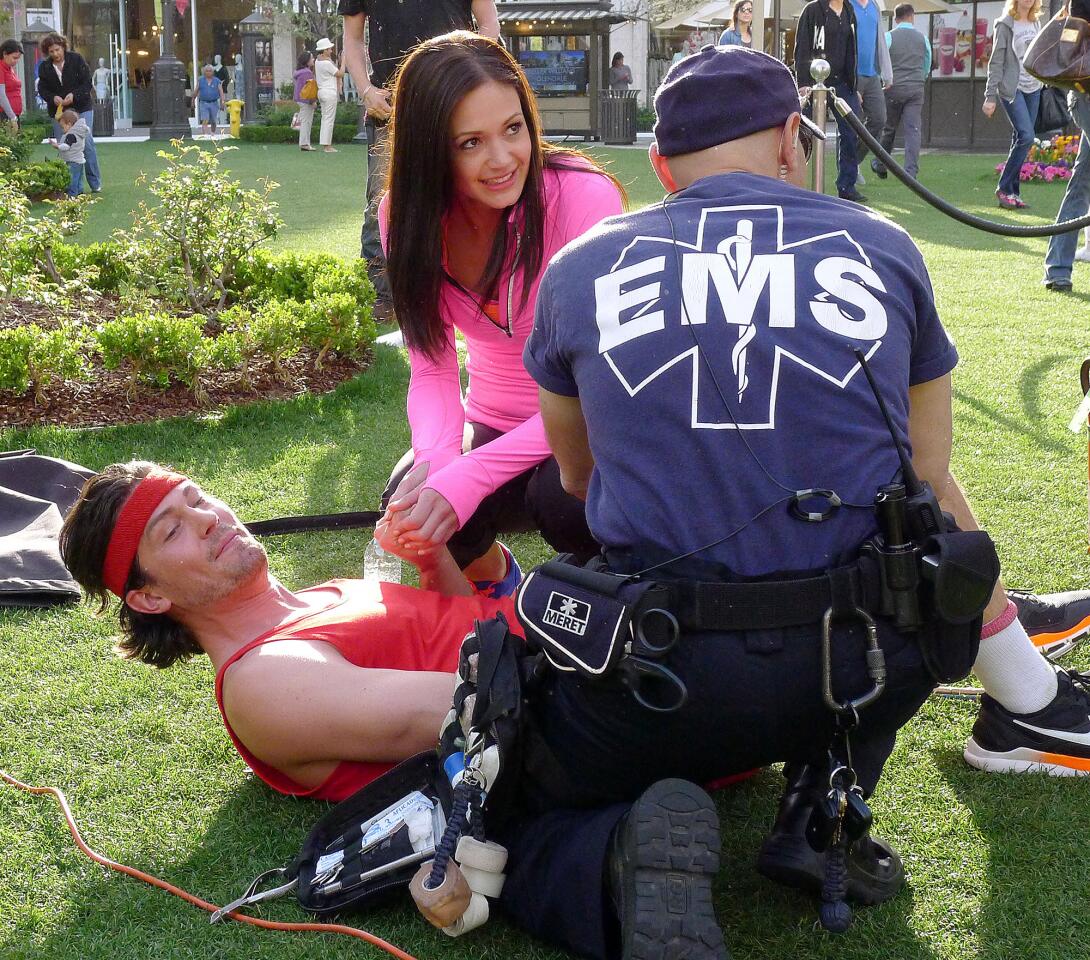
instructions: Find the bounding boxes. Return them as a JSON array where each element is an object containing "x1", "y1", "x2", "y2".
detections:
[{"x1": 1, "y1": 768, "x2": 420, "y2": 960}]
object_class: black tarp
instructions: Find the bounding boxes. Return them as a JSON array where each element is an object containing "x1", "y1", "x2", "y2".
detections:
[{"x1": 0, "y1": 450, "x2": 93, "y2": 608}]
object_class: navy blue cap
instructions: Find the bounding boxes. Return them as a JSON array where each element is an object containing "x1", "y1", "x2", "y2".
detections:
[{"x1": 653, "y1": 45, "x2": 824, "y2": 157}]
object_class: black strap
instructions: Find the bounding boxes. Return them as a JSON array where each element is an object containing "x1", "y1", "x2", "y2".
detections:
[
  {"x1": 244, "y1": 510, "x2": 382, "y2": 537},
  {"x1": 665, "y1": 563, "x2": 877, "y2": 632}
]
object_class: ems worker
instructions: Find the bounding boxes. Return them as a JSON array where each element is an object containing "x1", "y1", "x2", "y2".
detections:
[{"x1": 506, "y1": 46, "x2": 1004, "y2": 958}]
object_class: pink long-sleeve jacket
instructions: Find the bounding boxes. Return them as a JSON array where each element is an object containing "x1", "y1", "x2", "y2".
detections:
[{"x1": 380, "y1": 161, "x2": 624, "y2": 525}]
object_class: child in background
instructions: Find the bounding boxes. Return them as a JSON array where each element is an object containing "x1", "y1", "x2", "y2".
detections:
[{"x1": 50, "y1": 108, "x2": 89, "y2": 197}]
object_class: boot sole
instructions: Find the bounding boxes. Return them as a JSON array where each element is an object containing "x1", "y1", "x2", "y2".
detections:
[
  {"x1": 756, "y1": 831, "x2": 904, "y2": 906},
  {"x1": 621, "y1": 779, "x2": 728, "y2": 960}
]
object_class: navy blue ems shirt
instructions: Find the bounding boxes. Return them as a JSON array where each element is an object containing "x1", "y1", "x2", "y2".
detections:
[{"x1": 524, "y1": 172, "x2": 958, "y2": 577}]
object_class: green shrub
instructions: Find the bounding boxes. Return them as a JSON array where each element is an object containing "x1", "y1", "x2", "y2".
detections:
[
  {"x1": 257, "y1": 100, "x2": 360, "y2": 127},
  {"x1": 217, "y1": 303, "x2": 261, "y2": 389},
  {"x1": 0, "y1": 322, "x2": 87, "y2": 403},
  {"x1": 82, "y1": 241, "x2": 137, "y2": 292},
  {"x1": 0, "y1": 326, "x2": 31, "y2": 394},
  {"x1": 238, "y1": 123, "x2": 359, "y2": 144},
  {"x1": 313, "y1": 258, "x2": 374, "y2": 305},
  {"x1": 230, "y1": 247, "x2": 278, "y2": 303},
  {"x1": 96, "y1": 312, "x2": 208, "y2": 396},
  {"x1": 120, "y1": 143, "x2": 281, "y2": 314},
  {"x1": 258, "y1": 103, "x2": 300, "y2": 127},
  {"x1": 233, "y1": 251, "x2": 374, "y2": 307},
  {"x1": 0, "y1": 126, "x2": 34, "y2": 172},
  {"x1": 248, "y1": 299, "x2": 302, "y2": 381},
  {"x1": 13, "y1": 160, "x2": 71, "y2": 198},
  {"x1": 636, "y1": 107, "x2": 655, "y2": 133},
  {"x1": 299, "y1": 291, "x2": 375, "y2": 368}
]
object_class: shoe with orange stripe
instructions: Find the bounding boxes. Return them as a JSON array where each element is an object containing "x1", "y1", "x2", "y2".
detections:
[
  {"x1": 1009, "y1": 589, "x2": 1090, "y2": 660},
  {"x1": 964, "y1": 670, "x2": 1090, "y2": 776}
]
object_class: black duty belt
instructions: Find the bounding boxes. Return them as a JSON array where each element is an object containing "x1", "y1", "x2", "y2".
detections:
[{"x1": 657, "y1": 561, "x2": 880, "y2": 633}]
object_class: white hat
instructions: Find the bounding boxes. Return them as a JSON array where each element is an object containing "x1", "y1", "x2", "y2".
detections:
[{"x1": 315, "y1": 37, "x2": 334, "y2": 52}]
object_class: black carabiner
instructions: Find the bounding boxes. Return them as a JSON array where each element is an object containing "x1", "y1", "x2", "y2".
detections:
[
  {"x1": 821, "y1": 605, "x2": 887, "y2": 717},
  {"x1": 619, "y1": 656, "x2": 689, "y2": 714}
]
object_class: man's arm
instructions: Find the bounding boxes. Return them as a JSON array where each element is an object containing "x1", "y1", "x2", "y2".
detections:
[
  {"x1": 908, "y1": 373, "x2": 1007, "y2": 621},
  {"x1": 342, "y1": 11, "x2": 392, "y2": 120},
  {"x1": 538, "y1": 388, "x2": 594, "y2": 501},
  {"x1": 472, "y1": 0, "x2": 501, "y2": 39},
  {"x1": 224, "y1": 655, "x2": 455, "y2": 788}
]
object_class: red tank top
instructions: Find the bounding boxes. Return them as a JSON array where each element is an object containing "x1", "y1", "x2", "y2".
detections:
[{"x1": 214, "y1": 579, "x2": 520, "y2": 802}]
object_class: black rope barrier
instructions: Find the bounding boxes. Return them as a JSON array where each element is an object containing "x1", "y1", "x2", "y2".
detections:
[{"x1": 829, "y1": 95, "x2": 1090, "y2": 238}]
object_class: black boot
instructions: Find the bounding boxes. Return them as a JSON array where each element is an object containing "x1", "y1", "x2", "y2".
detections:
[
  {"x1": 608, "y1": 779, "x2": 729, "y2": 960},
  {"x1": 756, "y1": 762, "x2": 904, "y2": 905}
]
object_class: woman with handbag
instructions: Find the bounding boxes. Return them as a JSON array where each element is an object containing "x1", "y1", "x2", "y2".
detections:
[
  {"x1": 314, "y1": 37, "x2": 342, "y2": 154},
  {"x1": 983, "y1": 0, "x2": 1045, "y2": 208},
  {"x1": 294, "y1": 50, "x2": 318, "y2": 152}
]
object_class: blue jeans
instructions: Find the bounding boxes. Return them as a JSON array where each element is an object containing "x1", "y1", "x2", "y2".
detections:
[
  {"x1": 997, "y1": 89, "x2": 1041, "y2": 197},
  {"x1": 1044, "y1": 92, "x2": 1090, "y2": 284},
  {"x1": 65, "y1": 160, "x2": 84, "y2": 197},
  {"x1": 833, "y1": 81, "x2": 862, "y2": 195},
  {"x1": 52, "y1": 110, "x2": 100, "y2": 191}
]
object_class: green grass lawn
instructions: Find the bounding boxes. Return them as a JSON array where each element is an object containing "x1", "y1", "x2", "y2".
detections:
[{"x1": 2, "y1": 140, "x2": 1090, "y2": 960}]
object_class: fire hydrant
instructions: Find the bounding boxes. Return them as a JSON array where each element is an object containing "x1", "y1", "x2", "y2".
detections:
[{"x1": 226, "y1": 98, "x2": 245, "y2": 138}]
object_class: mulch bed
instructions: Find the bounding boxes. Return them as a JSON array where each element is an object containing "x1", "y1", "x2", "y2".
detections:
[{"x1": 1, "y1": 297, "x2": 371, "y2": 431}]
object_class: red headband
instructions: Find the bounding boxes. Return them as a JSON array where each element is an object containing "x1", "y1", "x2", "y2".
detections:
[{"x1": 102, "y1": 469, "x2": 187, "y2": 598}]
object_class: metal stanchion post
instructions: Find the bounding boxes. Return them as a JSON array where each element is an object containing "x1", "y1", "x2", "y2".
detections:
[{"x1": 809, "y1": 58, "x2": 831, "y2": 195}]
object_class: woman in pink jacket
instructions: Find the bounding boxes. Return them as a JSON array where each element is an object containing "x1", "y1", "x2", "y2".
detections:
[{"x1": 379, "y1": 32, "x2": 625, "y2": 595}]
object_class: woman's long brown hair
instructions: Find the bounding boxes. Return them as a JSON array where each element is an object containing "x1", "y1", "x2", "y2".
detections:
[{"x1": 384, "y1": 31, "x2": 624, "y2": 359}]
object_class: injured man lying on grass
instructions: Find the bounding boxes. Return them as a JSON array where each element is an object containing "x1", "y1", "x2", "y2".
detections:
[
  {"x1": 55, "y1": 460, "x2": 1090, "y2": 801},
  {"x1": 56, "y1": 461, "x2": 1090, "y2": 800}
]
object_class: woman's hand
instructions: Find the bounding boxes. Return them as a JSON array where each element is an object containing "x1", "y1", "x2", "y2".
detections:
[
  {"x1": 62, "y1": 93, "x2": 73, "y2": 106},
  {"x1": 385, "y1": 488, "x2": 460, "y2": 551},
  {"x1": 386, "y1": 461, "x2": 431, "y2": 512},
  {"x1": 982, "y1": 99, "x2": 996, "y2": 118}
]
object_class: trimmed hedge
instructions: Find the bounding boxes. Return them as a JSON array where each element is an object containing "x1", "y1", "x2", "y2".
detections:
[
  {"x1": 0, "y1": 242, "x2": 377, "y2": 403},
  {"x1": 239, "y1": 123, "x2": 360, "y2": 144}
]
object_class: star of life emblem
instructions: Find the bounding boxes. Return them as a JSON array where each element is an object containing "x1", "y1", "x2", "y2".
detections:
[
  {"x1": 543, "y1": 592, "x2": 591, "y2": 636},
  {"x1": 592, "y1": 204, "x2": 889, "y2": 429}
]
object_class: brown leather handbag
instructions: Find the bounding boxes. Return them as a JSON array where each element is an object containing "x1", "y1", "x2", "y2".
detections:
[{"x1": 1024, "y1": 5, "x2": 1090, "y2": 92}]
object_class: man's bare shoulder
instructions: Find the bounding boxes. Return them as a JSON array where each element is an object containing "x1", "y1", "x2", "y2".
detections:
[{"x1": 224, "y1": 635, "x2": 346, "y2": 688}]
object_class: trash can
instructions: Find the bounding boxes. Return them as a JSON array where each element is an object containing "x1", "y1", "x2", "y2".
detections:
[
  {"x1": 92, "y1": 97, "x2": 115, "y2": 137},
  {"x1": 599, "y1": 90, "x2": 638, "y2": 145}
]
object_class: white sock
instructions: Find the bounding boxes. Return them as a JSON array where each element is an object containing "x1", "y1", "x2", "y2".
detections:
[{"x1": 972, "y1": 600, "x2": 1058, "y2": 715}]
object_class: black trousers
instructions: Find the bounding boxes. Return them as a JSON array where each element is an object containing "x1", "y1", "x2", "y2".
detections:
[
  {"x1": 382, "y1": 421, "x2": 598, "y2": 569},
  {"x1": 497, "y1": 557, "x2": 938, "y2": 959}
]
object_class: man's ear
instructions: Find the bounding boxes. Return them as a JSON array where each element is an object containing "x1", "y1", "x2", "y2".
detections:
[
  {"x1": 124, "y1": 587, "x2": 173, "y2": 616},
  {"x1": 649, "y1": 144, "x2": 679, "y2": 193},
  {"x1": 782, "y1": 113, "x2": 806, "y2": 180}
]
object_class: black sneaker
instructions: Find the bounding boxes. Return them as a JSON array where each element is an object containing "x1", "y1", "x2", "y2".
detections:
[
  {"x1": 1009, "y1": 589, "x2": 1090, "y2": 660},
  {"x1": 610, "y1": 779, "x2": 727, "y2": 960},
  {"x1": 870, "y1": 158, "x2": 888, "y2": 180},
  {"x1": 964, "y1": 669, "x2": 1090, "y2": 776},
  {"x1": 756, "y1": 763, "x2": 904, "y2": 905},
  {"x1": 1044, "y1": 278, "x2": 1074, "y2": 293},
  {"x1": 837, "y1": 188, "x2": 868, "y2": 203}
]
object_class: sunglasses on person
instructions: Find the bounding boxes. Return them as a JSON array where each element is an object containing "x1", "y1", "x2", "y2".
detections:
[{"x1": 797, "y1": 123, "x2": 814, "y2": 161}]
